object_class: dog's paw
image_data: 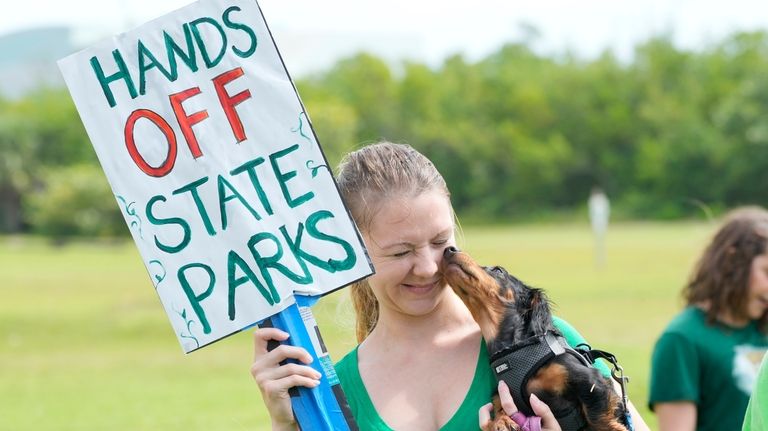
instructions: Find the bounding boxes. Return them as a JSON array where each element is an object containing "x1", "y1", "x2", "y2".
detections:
[{"x1": 493, "y1": 414, "x2": 521, "y2": 431}]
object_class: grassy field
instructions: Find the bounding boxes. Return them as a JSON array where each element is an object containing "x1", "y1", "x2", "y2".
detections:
[{"x1": 0, "y1": 221, "x2": 715, "y2": 430}]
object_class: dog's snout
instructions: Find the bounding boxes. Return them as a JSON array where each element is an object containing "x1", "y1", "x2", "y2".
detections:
[{"x1": 443, "y1": 246, "x2": 459, "y2": 258}]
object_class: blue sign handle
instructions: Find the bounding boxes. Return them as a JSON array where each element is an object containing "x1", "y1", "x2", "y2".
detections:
[{"x1": 260, "y1": 296, "x2": 358, "y2": 431}]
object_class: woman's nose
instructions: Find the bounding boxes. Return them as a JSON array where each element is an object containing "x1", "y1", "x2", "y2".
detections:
[{"x1": 413, "y1": 248, "x2": 441, "y2": 277}]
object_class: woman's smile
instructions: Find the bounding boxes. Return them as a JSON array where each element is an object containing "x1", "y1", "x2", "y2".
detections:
[{"x1": 402, "y1": 280, "x2": 441, "y2": 294}]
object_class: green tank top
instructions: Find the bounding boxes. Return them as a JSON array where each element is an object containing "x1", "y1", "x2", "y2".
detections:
[{"x1": 334, "y1": 316, "x2": 608, "y2": 431}]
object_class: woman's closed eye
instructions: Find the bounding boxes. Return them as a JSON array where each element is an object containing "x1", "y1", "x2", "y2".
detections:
[
  {"x1": 391, "y1": 249, "x2": 411, "y2": 258},
  {"x1": 432, "y1": 239, "x2": 449, "y2": 246},
  {"x1": 387, "y1": 239, "x2": 449, "y2": 258}
]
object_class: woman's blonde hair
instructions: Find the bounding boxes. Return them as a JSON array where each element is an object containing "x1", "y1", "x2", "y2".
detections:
[
  {"x1": 683, "y1": 206, "x2": 768, "y2": 331},
  {"x1": 336, "y1": 142, "x2": 450, "y2": 342}
]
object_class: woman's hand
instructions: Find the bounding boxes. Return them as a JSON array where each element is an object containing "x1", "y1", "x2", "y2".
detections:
[
  {"x1": 479, "y1": 381, "x2": 562, "y2": 431},
  {"x1": 250, "y1": 327, "x2": 322, "y2": 430}
]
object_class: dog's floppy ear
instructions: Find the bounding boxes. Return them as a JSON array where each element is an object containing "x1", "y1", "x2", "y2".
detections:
[
  {"x1": 525, "y1": 288, "x2": 552, "y2": 335},
  {"x1": 483, "y1": 266, "x2": 517, "y2": 304},
  {"x1": 502, "y1": 273, "x2": 552, "y2": 336}
]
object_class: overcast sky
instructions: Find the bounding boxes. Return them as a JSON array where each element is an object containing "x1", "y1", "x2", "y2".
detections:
[{"x1": 5, "y1": 0, "x2": 768, "y2": 74}]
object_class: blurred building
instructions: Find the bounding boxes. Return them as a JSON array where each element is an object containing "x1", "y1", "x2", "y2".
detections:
[{"x1": 0, "y1": 26, "x2": 75, "y2": 98}]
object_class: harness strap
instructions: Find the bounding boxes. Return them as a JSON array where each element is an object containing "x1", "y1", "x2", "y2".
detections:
[
  {"x1": 490, "y1": 332, "x2": 590, "y2": 430},
  {"x1": 490, "y1": 332, "x2": 558, "y2": 416},
  {"x1": 554, "y1": 405, "x2": 587, "y2": 431},
  {"x1": 574, "y1": 345, "x2": 633, "y2": 431}
]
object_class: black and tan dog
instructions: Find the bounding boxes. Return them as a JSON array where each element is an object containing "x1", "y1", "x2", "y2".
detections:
[{"x1": 441, "y1": 246, "x2": 630, "y2": 431}]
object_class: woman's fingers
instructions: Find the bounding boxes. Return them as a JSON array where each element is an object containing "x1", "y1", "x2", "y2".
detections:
[
  {"x1": 478, "y1": 402, "x2": 494, "y2": 431},
  {"x1": 497, "y1": 380, "x2": 518, "y2": 414},
  {"x1": 260, "y1": 372, "x2": 322, "y2": 398},
  {"x1": 496, "y1": 382, "x2": 562, "y2": 431},
  {"x1": 530, "y1": 393, "x2": 562, "y2": 431},
  {"x1": 253, "y1": 329, "x2": 314, "y2": 365},
  {"x1": 250, "y1": 344, "x2": 320, "y2": 392},
  {"x1": 252, "y1": 361, "x2": 321, "y2": 384},
  {"x1": 253, "y1": 327, "x2": 289, "y2": 358},
  {"x1": 479, "y1": 382, "x2": 519, "y2": 431},
  {"x1": 250, "y1": 328, "x2": 321, "y2": 397},
  {"x1": 250, "y1": 327, "x2": 321, "y2": 428}
]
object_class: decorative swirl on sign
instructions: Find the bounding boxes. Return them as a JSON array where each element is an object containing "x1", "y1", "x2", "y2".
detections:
[
  {"x1": 290, "y1": 112, "x2": 312, "y2": 143},
  {"x1": 173, "y1": 304, "x2": 200, "y2": 350},
  {"x1": 306, "y1": 160, "x2": 329, "y2": 178},
  {"x1": 148, "y1": 259, "x2": 166, "y2": 289},
  {"x1": 116, "y1": 195, "x2": 142, "y2": 239}
]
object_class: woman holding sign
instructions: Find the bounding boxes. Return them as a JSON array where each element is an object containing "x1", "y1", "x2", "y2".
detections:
[{"x1": 251, "y1": 142, "x2": 650, "y2": 431}]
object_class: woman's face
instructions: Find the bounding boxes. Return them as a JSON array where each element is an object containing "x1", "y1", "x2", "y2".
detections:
[
  {"x1": 363, "y1": 190, "x2": 456, "y2": 318},
  {"x1": 746, "y1": 252, "x2": 768, "y2": 321}
]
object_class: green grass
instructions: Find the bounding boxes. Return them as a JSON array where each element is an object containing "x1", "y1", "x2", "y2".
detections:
[{"x1": 0, "y1": 222, "x2": 715, "y2": 430}]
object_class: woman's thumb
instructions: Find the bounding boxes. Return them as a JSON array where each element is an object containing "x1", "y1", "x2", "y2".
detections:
[{"x1": 529, "y1": 393, "x2": 562, "y2": 431}]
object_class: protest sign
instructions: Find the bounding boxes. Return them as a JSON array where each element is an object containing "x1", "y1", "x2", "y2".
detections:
[{"x1": 58, "y1": 0, "x2": 374, "y2": 353}]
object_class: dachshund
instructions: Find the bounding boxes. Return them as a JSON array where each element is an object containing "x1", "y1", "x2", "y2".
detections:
[{"x1": 440, "y1": 246, "x2": 631, "y2": 431}]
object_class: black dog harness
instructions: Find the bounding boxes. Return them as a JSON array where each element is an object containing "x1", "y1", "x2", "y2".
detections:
[{"x1": 490, "y1": 331, "x2": 631, "y2": 431}]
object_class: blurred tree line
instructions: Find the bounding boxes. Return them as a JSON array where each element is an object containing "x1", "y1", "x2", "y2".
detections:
[{"x1": 2, "y1": 31, "x2": 768, "y2": 238}]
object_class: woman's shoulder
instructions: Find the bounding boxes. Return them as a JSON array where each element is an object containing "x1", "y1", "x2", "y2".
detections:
[
  {"x1": 552, "y1": 315, "x2": 612, "y2": 377},
  {"x1": 659, "y1": 306, "x2": 718, "y2": 337},
  {"x1": 335, "y1": 346, "x2": 359, "y2": 380},
  {"x1": 552, "y1": 315, "x2": 587, "y2": 346}
]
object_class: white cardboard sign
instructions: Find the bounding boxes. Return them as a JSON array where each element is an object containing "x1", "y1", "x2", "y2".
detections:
[{"x1": 58, "y1": 0, "x2": 373, "y2": 353}]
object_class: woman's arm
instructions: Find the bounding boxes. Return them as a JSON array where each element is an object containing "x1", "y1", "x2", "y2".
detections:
[
  {"x1": 609, "y1": 380, "x2": 651, "y2": 431},
  {"x1": 654, "y1": 401, "x2": 696, "y2": 431},
  {"x1": 251, "y1": 328, "x2": 322, "y2": 431},
  {"x1": 624, "y1": 399, "x2": 652, "y2": 431}
]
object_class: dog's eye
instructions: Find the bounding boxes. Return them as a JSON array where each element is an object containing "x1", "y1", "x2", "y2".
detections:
[{"x1": 490, "y1": 266, "x2": 504, "y2": 274}]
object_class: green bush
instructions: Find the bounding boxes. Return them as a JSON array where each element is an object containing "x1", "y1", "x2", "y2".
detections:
[{"x1": 24, "y1": 165, "x2": 127, "y2": 239}]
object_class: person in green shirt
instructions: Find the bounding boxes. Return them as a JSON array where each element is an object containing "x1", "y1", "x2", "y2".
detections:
[
  {"x1": 649, "y1": 207, "x2": 768, "y2": 431},
  {"x1": 251, "y1": 142, "x2": 649, "y2": 431}
]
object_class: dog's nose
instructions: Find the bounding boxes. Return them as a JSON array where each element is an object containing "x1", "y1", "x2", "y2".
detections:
[{"x1": 443, "y1": 246, "x2": 460, "y2": 258}]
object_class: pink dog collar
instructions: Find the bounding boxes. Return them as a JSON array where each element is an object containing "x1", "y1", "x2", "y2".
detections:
[{"x1": 511, "y1": 412, "x2": 542, "y2": 431}]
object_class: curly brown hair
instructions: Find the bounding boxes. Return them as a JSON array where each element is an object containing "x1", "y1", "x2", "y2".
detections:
[{"x1": 683, "y1": 206, "x2": 768, "y2": 332}]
